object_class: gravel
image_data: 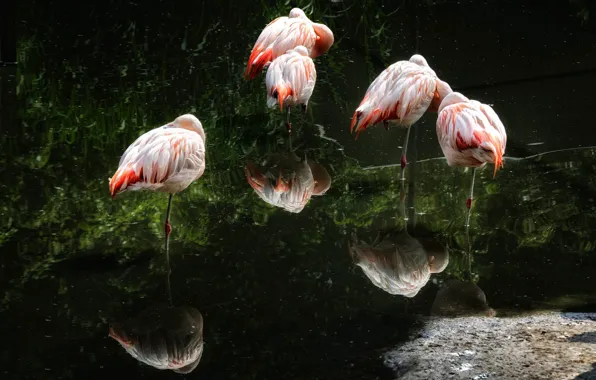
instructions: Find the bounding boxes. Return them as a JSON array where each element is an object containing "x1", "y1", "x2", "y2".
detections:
[{"x1": 383, "y1": 312, "x2": 596, "y2": 380}]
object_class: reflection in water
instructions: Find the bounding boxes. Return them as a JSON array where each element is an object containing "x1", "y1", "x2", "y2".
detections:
[
  {"x1": 109, "y1": 305, "x2": 204, "y2": 374},
  {"x1": 348, "y1": 230, "x2": 449, "y2": 298},
  {"x1": 431, "y1": 279, "x2": 496, "y2": 317},
  {"x1": 244, "y1": 151, "x2": 331, "y2": 213}
]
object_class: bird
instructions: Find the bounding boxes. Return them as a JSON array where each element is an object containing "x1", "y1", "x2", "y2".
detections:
[
  {"x1": 435, "y1": 91, "x2": 507, "y2": 229},
  {"x1": 109, "y1": 114, "x2": 206, "y2": 273},
  {"x1": 244, "y1": 7, "x2": 334, "y2": 80},
  {"x1": 350, "y1": 54, "x2": 453, "y2": 180},
  {"x1": 266, "y1": 45, "x2": 316, "y2": 134}
]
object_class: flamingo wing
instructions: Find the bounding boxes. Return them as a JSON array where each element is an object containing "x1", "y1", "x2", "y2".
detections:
[
  {"x1": 109, "y1": 127, "x2": 205, "y2": 197},
  {"x1": 270, "y1": 20, "x2": 316, "y2": 58},
  {"x1": 245, "y1": 17, "x2": 289, "y2": 79},
  {"x1": 290, "y1": 54, "x2": 316, "y2": 103}
]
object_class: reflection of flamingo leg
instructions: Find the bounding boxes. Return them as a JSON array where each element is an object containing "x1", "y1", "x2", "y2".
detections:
[
  {"x1": 464, "y1": 168, "x2": 476, "y2": 276},
  {"x1": 400, "y1": 126, "x2": 412, "y2": 181},
  {"x1": 165, "y1": 194, "x2": 173, "y2": 307},
  {"x1": 286, "y1": 106, "x2": 292, "y2": 135}
]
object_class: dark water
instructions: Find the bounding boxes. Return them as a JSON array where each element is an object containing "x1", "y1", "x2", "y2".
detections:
[{"x1": 2, "y1": 0, "x2": 596, "y2": 379}]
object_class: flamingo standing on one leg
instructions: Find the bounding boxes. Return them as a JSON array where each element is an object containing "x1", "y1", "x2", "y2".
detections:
[
  {"x1": 266, "y1": 45, "x2": 316, "y2": 135},
  {"x1": 435, "y1": 92, "x2": 507, "y2": 247},
  {"x1": 109, "y1": 114, "x2": 206, "y2": 276},
  {"x1": 350, "y1": 54, "x2": 453, "y2": 180},
  {"x1": 244, "y1": 7, "x2": 334, "y2": 80}
]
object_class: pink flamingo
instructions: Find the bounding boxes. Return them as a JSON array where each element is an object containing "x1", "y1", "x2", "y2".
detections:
[
  {"x1": 109, "y1": 114, "x2": 206, "y2": 272},
  {"x1": 435, "y1": 92, "x2": 507, "y2": 228},
  {"x1": 266, "y1": 45, "x2": 316, "y2": 134},
  {"x1": 350, "y1": 54, "x2": 453, "y2": 179},
  {"x1": 245, "y1": 8, "x2": 334, "y2": 80}
]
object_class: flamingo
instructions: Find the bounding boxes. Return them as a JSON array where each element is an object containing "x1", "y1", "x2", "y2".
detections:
[
  {"x1": 435, "y1": 91, "x2": 507, "y2": 231},
  {"x1": 266, "y1": 45, "x2": 316, "y2": 134},
  {"x1": 244, "y1": 7, "x2": 334, "y2": 80},
  {"x1": 109, "y1": 114, "x2": 206, "y2": 273},
  {"x1": 350, "y1": 54, "x2": 453, "y2": 180}
]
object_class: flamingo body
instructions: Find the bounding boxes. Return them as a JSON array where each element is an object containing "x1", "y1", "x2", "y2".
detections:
[
  {"x1": 436, "y1": 92, "x2": 507, "y2": 177},
  {"x1": 350, "y1": 54, "x2": 452, "y2": 138},
  {"x1": 109, "y1": 114, "x2": 206, "y2": 197},
  {"x1": 245, "y1": 8, "x2": 334, "y2": 80},
  {"x1": 266, "y1": 46, "x2": 316, "y2": 111}
]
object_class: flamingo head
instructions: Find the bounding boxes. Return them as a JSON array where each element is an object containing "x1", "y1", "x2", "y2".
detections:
[
  {"x1": 311, "y1": 23, "x2": 334, "y2": 57},
  {"x1": 173, "y1": 114, "x2": 206, "y2": 143},
  {"x1": 428, "y1": 79, "x2": 454, "y2": 113},
  {"x1": 289, "y1": 8, "x2": 307, "y2": 18},
  {"x1": 475, "y1": 139, "x2": 504, "y2": 178},
  {"x1": 437, "y1": 92, "x2": 469, "y2": 113},
  {"x1": 291, "y1": 45, "x2": 310, "y2": 57},
  {"x1": 409, "y1": 54, "x2": 430, "y2": 68}
]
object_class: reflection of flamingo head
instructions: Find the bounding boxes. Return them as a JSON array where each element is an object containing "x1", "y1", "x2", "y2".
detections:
[
  {"x1": 308, "y1": 162, "x2": 331, "y2": 196},
  {"x1": 424, "y1": 241, "x2": 449, "y2": 274}
]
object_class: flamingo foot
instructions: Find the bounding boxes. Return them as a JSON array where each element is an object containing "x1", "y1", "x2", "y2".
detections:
[
  {"x1": 466, "y1": 197, "x2": 473, "y2": 209},
  {"x1": 165, "y1": 219, "x2": 172, "y2": 237},
  {"x1": 400, "y1": 155, "x2": 407, "y2": 169}
]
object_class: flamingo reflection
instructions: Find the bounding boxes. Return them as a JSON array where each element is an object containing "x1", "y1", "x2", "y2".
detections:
[
  {"x1": 109, "y1": 305, "x2": 204, "y2": 374},
  {"x1": 244, "y1": 152, "x2": 331, "y2": 213},
  {"x1": 431, "y1": 279, "x2": 496, "y2": 317},
  {"x1": 349, "y1": 230, "x2": 449, "y2": 298}
]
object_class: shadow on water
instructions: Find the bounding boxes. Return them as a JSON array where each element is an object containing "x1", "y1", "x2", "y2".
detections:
[{"x1": 2, "y1": 0, "x2": 596, "y2": 379}]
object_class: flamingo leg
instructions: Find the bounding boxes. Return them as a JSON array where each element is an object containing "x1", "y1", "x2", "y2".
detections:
[
  {"x1": 165, "y1": 193, "x2": 173, "y2": 307},
  {"x1": 400, "y1": 126, "x2": 412, "y2": 181},
  {"x1": 286, "y1": 106, "x2": 292, "y2": 135},
  {"x1": 464, "y1": 168, "x2": 476, "y2": 268}
]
